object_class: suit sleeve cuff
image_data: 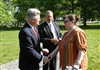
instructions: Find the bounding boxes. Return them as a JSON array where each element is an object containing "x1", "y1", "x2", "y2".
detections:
[{"x1": 40, "y1": 56, "x2": 44, "y2": 63}]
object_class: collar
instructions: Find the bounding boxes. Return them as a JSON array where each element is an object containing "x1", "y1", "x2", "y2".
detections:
[
  {"x1": 27, "y1": 21, "x2": 35, "y2": 29},
  {"x1": 46, "y1": 21, "x2": 53, "y2": 27}
]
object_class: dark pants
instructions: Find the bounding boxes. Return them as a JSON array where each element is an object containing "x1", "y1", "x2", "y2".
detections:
[
  {"x1": 20, "y1": 69, "x2": 39, "y2": 70},
  {"x1": 20, "y1": 66, "x2": 39, "y2": 70},
  {"x1": 43, "y1": 55, "x2": 56, "y2": 70}
]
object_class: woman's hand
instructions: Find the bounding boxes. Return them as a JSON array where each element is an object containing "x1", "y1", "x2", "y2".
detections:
[
  {"x1": 48, "y1": 52, "x2": 53, "y2": 59},
  {"x1": 48, "y1": 45, "x2": 59, "y2": 59},
  {"x1": 72, "y1": 62, "x2": 80, "y2": 70}
]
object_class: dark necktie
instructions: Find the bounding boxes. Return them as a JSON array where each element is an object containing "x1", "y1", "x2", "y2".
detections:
[{"x1": 33, "y1": 27, "x2": 38, "y2": 38}]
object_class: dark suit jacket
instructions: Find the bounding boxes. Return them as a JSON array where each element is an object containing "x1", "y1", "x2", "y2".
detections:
[
  {"x1": 19, "y1": 22, "x2": 42, "y2": 70},
  {"x1": 38, "y1": 21, "x2": 62, "y2": 53}
]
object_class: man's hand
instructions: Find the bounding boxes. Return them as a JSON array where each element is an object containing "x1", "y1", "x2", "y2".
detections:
[
  {"x1": 43, "y1": 56, "x2": 49, "y2": 64},
  {"x1": 51, "y1": 38, "x2": 59, "y2": 44},
  {"x1": 42, "y1": 48, "x2": 49, "y2": 55}
]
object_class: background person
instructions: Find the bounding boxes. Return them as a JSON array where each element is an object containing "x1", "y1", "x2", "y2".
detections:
[{"x1": 38, "y1": 10, "x2": 62, "y2": 70}]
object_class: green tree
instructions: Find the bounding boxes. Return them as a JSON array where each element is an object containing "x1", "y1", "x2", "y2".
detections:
[
  {"x1": 14, "y1": 0, "x2": 100, "y2": 26},
  {"x1": 0, "y1": 0, "x2": 16, "y2": 27},
  {"x1": 14, "y1": 0, "x2": 41, "y2": 26},
  {"x1": 38, "y1": 0, "x2": 67, "y2": 21},
  {"x1": 76, "y1": 0, "x2": 100, "y2": 26},
  {"x1": 14, "y1": 0, "x2": 64, "y2": 21}
]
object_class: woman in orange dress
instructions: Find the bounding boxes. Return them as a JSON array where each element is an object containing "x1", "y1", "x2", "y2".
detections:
[{"x1": 48, "y1": 14, "x2": 88, "y2": 70}]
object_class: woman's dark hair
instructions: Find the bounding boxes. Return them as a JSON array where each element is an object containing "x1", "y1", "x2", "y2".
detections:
[
  {"x1": 63, "y1": 14, "x2": 80, "y2": 25},
  {"x1": 68, "y1": 15, "x2": 75, "y2": 21},
  {"x1": 75, "y1": 15, "x2": 80, "y2": 22}
]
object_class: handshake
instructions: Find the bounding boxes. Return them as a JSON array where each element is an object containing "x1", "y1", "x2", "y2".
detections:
[
  {"x1": 42, "y1": 39, "x2": 60, "y2": 65},
  {"x1": 42, "y1": 48, "x2": 54, "y2": 65}
]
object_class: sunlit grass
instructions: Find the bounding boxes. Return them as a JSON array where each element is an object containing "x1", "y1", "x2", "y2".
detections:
[
  {"x1": 0, "y1": 22, "x2": 100, "y2": 70},
  {"x1": 0, "y1": 28, "x2": 20, "y2": 65},
  {"x1": 85, "y1": 29, "x2": 100, "y2": 70}
]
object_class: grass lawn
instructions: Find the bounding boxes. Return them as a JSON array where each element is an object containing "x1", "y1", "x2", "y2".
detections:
[
  {"x1": 82, "y1": 27, "x2": 100, "y2": 70},
  {"x1": 0, "y1": 28, "x2": 20, "y2": 65},
  {"x1": 0, "y1": 22, "x2": 100, "y2": 70}
]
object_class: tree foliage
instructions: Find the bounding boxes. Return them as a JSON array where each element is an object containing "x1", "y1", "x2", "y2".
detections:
[
  {"x1": 0, "y1": 0, "x2": 100, "y2": 27},
  {"x1": 76, "y1": 0, "x2": 100, "y2": 25},
  {"x1": 0, "y1": 0, "x2": 16, "y2": 27},
  {"x1": 14, "y1": 0, "x2": 67, "y2": 23}
]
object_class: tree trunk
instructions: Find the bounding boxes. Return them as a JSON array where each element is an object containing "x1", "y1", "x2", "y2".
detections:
[
  {"x1": 83, "y1": 18, "x2": 87, "y2": 26},
  {"x1": 83, "y1": 1, "x2": 87, "y2": 26},
  {"x1": 71, "y1": 0, "x2": 74, "y2": 13}
]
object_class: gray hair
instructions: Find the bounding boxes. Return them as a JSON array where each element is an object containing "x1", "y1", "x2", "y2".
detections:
[
  {"x1": 45, "y1": 10, "x2": 53, "y2": 15},
  {"x1": 26, "y1": 8, "x2": 41, "y2": 21}
]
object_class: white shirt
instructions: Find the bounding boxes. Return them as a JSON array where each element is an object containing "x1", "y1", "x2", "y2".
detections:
[
  {"x1": 47, "y1": 22, "x2": 58, "y2": 38},
  {"x1": 27, "y1": 22, "x2": 34, "y2": 29}
]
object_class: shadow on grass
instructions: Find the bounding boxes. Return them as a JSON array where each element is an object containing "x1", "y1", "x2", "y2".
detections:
[
  {"x1": 0, "y1": 24, "x2": 100, "y2": 31},
  {"x1": 79, "y1": 25, "x2": 100, "y2": 29},
  {"x1": 0, "y1": 27, "x2": 22, "y2": 31},
  {"x1": 60, "y1": 24, "x2": 100, "y2": 30}
]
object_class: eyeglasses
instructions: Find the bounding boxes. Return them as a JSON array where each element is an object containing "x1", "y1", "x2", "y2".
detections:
[{"x1": 64, "y1": 20, "x2": 69, "y2": 24}]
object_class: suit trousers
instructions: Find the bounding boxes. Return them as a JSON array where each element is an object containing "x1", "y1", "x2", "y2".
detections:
[{"x1": 20, "y1": 69, "x2": 39, "y2": 70}]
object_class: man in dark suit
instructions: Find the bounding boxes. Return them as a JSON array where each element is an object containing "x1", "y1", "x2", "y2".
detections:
[
  {"x1": 38, "y1": 10, "x2": 62, "y2": 70},
  {"x1": 18, "y1": 8, "x2": 49, "y2": 70}
]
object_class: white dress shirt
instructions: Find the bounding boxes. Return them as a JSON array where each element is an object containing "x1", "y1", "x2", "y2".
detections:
[{"x1": 47, "y1": 22, "x2": 57, "y2": 38}]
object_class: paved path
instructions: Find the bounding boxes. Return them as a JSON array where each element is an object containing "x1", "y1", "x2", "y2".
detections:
[
  {"x1": 0, "y1": 53, "x2": 60, "y2": 70},
  {"x1": 0, "y1": 59, "x2": 19, "y2": 70},
  {"x1": 0, "y1": 59, "x2": 43, "y2": 70}
]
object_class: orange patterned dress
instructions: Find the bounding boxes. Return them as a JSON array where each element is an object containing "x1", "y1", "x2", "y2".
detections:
[{"x1": 59, "y1": 27, "x2": 88, "y2": 70}]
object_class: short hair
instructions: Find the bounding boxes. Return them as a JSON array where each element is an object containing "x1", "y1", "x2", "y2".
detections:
[
  {"x1": 45, "y1": 10, "x2": 53, "y2": 15},
  {"x1": 26, "y1": 8, "x2": 41, "y2": 21},
  {"x1": 63, "y1": 14, "x2": 80, "y2": 25}
]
